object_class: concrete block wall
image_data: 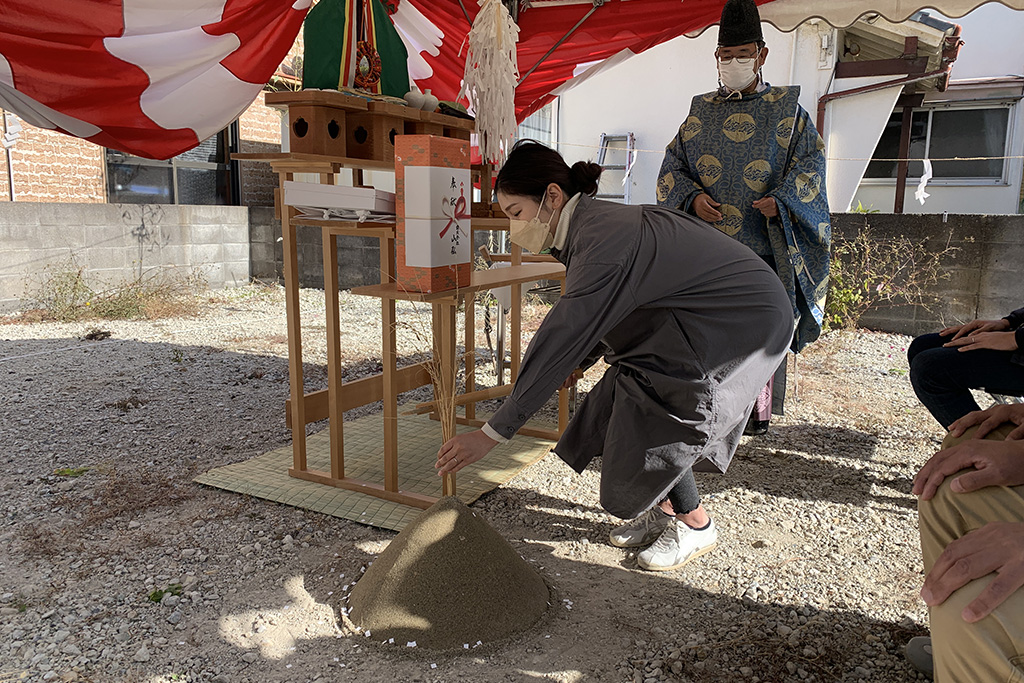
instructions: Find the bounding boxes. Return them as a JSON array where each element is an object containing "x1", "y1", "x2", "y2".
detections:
[
  {"x1": 830, "y1": 213, "x2": 1024, "y2": 336},
  {"x1": 0, "y1": 202, "x2": 251, "y2": 312},
  {"x1": 249, "y1": 208, "x2": 386, "y2": 289}
]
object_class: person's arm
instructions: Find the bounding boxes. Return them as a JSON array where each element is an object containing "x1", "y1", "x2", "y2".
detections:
[
  {"x1": 914, "y1": 434, "x2": 1024, "y2": 499},
  {"x1": 438, "y1": 246, "x2": 638, "y2": 476},
  {"x1": 948, "y1": 403, "x2": 1024, "y2": 440},
  {"x1": 485, "y1": 258, "x2": 637, "y2": 440},
  {"x1": 766, "y1": 107, "x2": 829, "y2": 225},
  {"x1": 920, "y1": 521, "x2": 1024, "y2": 623},
  {"x1": 656, "y1": 117, "x2": 705, "y2": 215},
  {"x1": 1004, "y1": 307, "x2": 1024, "y2": 330}
]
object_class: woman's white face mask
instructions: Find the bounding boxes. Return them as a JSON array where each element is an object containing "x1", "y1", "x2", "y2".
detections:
[
  {"x1": 508, "y1": 196, "x2": 555, "y2": 254},
  {"x1": 717, "y1": 54, "x2": 759, "y2": 94}
]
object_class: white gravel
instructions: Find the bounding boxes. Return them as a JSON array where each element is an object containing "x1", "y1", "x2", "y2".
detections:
[{"x1": 0, "y1": 283, "x2": 946, "y2": 682}]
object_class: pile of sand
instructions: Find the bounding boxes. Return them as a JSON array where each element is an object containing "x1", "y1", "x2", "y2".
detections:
[{"x1": 347, "y1": 496, "x2": 550, "y2": 650}]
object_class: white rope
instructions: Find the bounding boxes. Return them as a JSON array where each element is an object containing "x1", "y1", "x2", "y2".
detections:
[
  {"x1": 546, "y1": 138, "x2": 1024, "y2": 163},
  {"x1": 460, "y1": 0, "x2": 520, "y2": 165}
]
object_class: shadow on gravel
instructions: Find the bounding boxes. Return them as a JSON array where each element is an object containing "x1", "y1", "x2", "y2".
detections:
[
  {"x1": 221, "y1": 516, "x2": 930, "y2": 683},
  {"x1": 710, "y1": 424, "x2": 919, "y2": 511}
]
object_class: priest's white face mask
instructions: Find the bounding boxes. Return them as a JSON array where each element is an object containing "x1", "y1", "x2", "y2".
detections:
[
  {"x1": 718, "y1": 56, "x2": 758, "y2": 92},
  {"x1": 716, "y1": 44, "x2": 765, "y2": 95},
  {"x1": 508, "y1": 196, "x2": 555, "y2": 254}
]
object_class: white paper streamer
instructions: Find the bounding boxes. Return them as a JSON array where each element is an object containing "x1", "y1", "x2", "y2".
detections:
[
  {"x1": 459, "y1": 0, "x2": 520, "y2": 165},
  {"x1": 915, "y1": 158, "x2": 933, "y2": 205}
]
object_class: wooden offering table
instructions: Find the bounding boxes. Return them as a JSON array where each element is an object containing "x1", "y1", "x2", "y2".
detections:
[{"x1": 235, "y1": 128, "x2": 567, "y2": 511}]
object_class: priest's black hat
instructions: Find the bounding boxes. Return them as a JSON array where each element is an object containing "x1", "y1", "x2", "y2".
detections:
[{"x1": 718, "y1": 0, "x2": 764, "y2": 47}]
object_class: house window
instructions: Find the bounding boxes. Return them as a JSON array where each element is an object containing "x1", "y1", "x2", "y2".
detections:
[
  {"x1": 106, "y1": 124, "x2": 239, "y2": 204},
  {"x1": 864, "y1": 104, "x2": 1011, "y2": 181},
  {"x1": 517, "y1": 101, "x2": 557, "y2": 146}
]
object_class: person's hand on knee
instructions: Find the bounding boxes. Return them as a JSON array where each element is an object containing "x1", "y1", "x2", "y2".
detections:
[
  {"x1": 913, "y1": 438, "x2": 1024, "y2": 500},
  {"x1": 949, "y1": 404, "x2": 1024, "y2": 440},
  {"x1": 920, "y1": 521, "x2": 1024, "y2": 623},
  {"x1": 941, "y1": 330, "x2": 1018, "y2": 352},
  {"x1": 940, "y1": 317, "x2": 1011, "y2": 340}
]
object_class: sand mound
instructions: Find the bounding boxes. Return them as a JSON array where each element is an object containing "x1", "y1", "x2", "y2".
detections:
[{"x1": 347, "y1": 496, "x2": 549, "y2": 650}]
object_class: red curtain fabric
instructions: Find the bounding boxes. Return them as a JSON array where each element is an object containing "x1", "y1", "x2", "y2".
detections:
[
  {"x1": 401, "y1": 0, "x2": 778, "y2": 122},
  {"x1": 0, "y1": 0, "x2": 308, "y2": 159},
  {"x1": 0, "y1": 0, "x2": 776, "y2": 157}
]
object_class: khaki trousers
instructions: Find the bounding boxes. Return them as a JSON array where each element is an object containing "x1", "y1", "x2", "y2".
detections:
[{"x1": 919, "y1": 424, "x2": 1024, "y2": 682}]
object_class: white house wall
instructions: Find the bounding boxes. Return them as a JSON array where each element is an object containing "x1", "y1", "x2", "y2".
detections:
[
  {"x1": 557, "y1": 22, "x2": 836, "y2": 206},
  {"x1": 851, "y1": 3, "x2": 1024, "y2": 214},
  {"x1": 557, "y1": 4, "x2": 1024, "y2": 214}
]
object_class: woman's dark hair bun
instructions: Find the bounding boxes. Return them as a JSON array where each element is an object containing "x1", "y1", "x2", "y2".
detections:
[
  {"x1": 569, "y1": 161, "x2": 602, "y2": 197},
  {"x1": 494, "y1": 139, "x2": 603, "y2": 200}
]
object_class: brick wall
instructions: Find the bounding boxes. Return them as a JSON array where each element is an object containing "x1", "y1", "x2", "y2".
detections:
[
  {"x1": 238, "y1": 92, "x2": 284, "y2": 208},
  {"x1": 0, "y1": 114, "x2": 106, "y2": 203}
]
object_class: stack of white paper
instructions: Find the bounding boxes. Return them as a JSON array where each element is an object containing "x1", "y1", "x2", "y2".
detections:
[{"x1": 283, "y1": 181, "x2": 396, "y2": 214}]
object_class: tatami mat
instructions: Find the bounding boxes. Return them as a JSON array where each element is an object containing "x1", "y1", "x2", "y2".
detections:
[{"x1": 194, "y1": 412, "x2": 554, "y2": 531}]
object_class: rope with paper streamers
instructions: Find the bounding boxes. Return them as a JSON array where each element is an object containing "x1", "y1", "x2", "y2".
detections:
[{"x1": 460, "y1": 0, "x2": 520, "y2": 165}]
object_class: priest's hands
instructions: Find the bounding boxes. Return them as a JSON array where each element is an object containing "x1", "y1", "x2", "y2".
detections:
[
  {"x1": 752, "y1": 196, "x2": 779, "y2": 218},
  {"x1": 693, "y1": 194, "x2": 723, "y2": 222},
  {"x1": 436, "y1": 430, "x2": 498, "y2": 476}
]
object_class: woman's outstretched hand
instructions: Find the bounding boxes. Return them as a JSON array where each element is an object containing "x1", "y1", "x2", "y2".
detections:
[{"x1": 436, "y1": 430, "x2": 498, "y2": 476}]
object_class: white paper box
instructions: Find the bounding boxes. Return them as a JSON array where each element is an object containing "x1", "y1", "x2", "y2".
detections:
[
  {"x1": 402, "y1": 166, "x2": 472, "y2": 268},
  {"x1": 283, "y1": 181, "x2": 396, "y2": 213}
]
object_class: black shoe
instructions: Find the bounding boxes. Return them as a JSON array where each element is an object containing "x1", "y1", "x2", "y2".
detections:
[{"x1": 744, "y1": 417, "x2": 769, "y2": 436}]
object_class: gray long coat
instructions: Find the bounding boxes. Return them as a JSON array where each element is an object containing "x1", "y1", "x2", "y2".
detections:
[{"x1": 488, "y1": 196, "x2": 792, "y2": 518}]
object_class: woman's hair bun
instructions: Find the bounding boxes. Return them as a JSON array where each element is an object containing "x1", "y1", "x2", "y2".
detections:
[{"x1": 569, "y1": 161, "x2": 603, "y2": 197}]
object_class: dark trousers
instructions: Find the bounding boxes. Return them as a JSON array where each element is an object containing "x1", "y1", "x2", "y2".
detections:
[{"x1": 908, "y1": 332, "x2": 1024, "y2": 429}]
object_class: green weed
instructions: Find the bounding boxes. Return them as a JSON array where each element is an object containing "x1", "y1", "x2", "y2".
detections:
[
  {"x1": 148, "y1": 584, "x2": 184, "y2": 603},
  {"x1": 54, "y1": 467, "x2": 90, "y2": 477}
]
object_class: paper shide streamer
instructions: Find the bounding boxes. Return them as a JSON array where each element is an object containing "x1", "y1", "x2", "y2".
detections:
[{"x1": 459, "y1": 0, "x2": 520, "y2": 165}]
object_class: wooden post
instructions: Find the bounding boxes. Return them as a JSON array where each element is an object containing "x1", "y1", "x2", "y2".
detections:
[
  {"x1": 510, "y1": 244, "x2": 523, "y2": 381},
  {"x1": 323, "y1": 229, "x2": 344, "y2": 479},
  {"x1": 381, "y1": 236, "x2": 399, "y2": 492},
  {"x1": 436, "y1": 301, "x2": 458, "y2": 497},
  {"x1": 894, "y1": 105, "x2": 913, "y2": 215},
  {"x1": 280, "y1": 171, "x2": 307, "y2": 471},
  {"x1": 464, "y1": 292, "x2": 476, "y2": 421}
]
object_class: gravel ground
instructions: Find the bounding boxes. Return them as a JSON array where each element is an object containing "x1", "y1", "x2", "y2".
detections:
[{"x1": 0, "y1": 284, "x2": 949, "y2": 682}]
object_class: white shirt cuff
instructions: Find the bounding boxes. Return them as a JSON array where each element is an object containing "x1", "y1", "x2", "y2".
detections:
[{"x1": 481, "y1": 421, "x2": 509, "y2": 444}]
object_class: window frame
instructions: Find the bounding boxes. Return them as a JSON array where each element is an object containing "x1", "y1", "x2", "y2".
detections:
[
  {"x1": 860, "y1": 99, "x2": 1016, "y2": 187},
  {"x1": 105, "y1": 122, "x2": 240, "y2": 205}
]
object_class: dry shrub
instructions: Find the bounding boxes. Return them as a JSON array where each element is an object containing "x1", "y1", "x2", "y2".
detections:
[
  {"x1": 16, "y1": 523, "x2": 84, "y2": 559},
  {"x1": 83, "y1": 467, "x2": 197, "y2": 525},
  {"x1": 18, "y1": 258, "x2": 207, "y2": 322},
  {"x1": 825, "y1": 225, "x2": 961, "y2": 331}
]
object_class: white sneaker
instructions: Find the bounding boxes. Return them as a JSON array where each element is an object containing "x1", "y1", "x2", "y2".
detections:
[
  {"x1": 637, "y1": 518, "x2": 718, "y2": 571},
  {"x1": 608, "y1": 507, "x2": 672, "y2": 548}
]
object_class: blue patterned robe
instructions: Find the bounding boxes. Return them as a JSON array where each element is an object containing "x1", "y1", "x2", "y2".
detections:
[{"x1": 657, "y1": 84, "x2": 831, "y2": 352}]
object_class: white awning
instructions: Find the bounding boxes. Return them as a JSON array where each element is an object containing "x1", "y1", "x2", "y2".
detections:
[{"x1": 757, "y1": 0, "x2": 1024, "y2": 31}]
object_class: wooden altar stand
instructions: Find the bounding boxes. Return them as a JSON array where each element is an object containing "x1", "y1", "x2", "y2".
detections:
[{"x1": 234, "y1": 93, "x2": 568, "y2": 511}]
